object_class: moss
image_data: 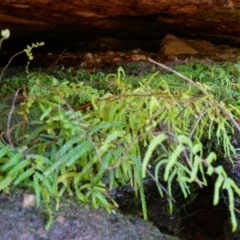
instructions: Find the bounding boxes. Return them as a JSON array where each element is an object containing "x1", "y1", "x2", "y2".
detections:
[{"x1": 194, "y1": 9, "x2": 240, "y2": 22}]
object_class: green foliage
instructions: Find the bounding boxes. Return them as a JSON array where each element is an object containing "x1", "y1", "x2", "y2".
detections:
[{"x1": 1, "y1": 60, "x2": 240, "y2": 232}]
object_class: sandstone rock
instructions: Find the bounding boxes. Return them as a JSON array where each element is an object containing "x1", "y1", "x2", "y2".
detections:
[
  {"x1": 0, "y1": 1, "x2": 239, "y2": 46},
  {"x1": 159, "y1": 34, "x2": 199, "y2": 55}
]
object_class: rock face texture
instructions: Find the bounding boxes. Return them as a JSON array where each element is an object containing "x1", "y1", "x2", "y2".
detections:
[{"x1": 0, "y1": 0, "x2": 240, "y2": 44}]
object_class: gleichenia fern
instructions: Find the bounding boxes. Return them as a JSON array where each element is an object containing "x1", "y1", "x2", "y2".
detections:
[{"x1": 1, "y1": 62, "x2": 240, "y2": 231}]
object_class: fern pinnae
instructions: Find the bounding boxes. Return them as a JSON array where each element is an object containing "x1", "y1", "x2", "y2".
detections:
[
  {"x1": 223, "y1": 181, "x2": 237, "y2": 232},
  {"x1": 54, "y1": 136, "x2": 83, "y2": 160},
  {"x1": 108, "y1": 170, "x2": 118, "y2": 191},
  {"x1": 108, "y1": 102, "x2": 123, "y2": 122},
  {"x1": 58, "y1": 172, "x2": 78, "y2": 183},
  {"x1": 186, "y1": 155, "x2": 202, "y2": 183},
  {"x1": 27, "y1": 154, "x2": 52, "y2": 167},
  {"x1": 14, "y1": 168, "x2": 35, "y2": 185},
  {"x1": 33, "y1": 174, "x2": 41, "y2": 207},
  {"x1": 164, "y1": 144, "x2": 184, "y2": 182},
  {"x1": 35, "y1": 171, "x2": 52, "y2": 193},
  {"x1": 66, "y1": 141, "x2": 93, "y2": 167},
  {"x1": 0, "y1": 174, "x2": 17, "y2": 191},
  {"x1": 155, "y1": 160, "x2": 169, "y2": 197},
  {"x1": 167, "y1": 168, "x2": 178, "y2": 213},
  {"x1": 142, "y1": 133, "x2": 167, "y2": 178},
  {"x1": 75, "y1": 186, "x2": 86, "y2": 202},
  {"x1": 213, "y1": 174, "x2": 224, "y2": 206},
  {"x1": 93, "y1": 153, "x2": 111, "y2": 186},
  {"x1": 0, "y1": 145, "x2": 10, "y2": 158},
  {"x1": 177, "y1": 169, "x2": 190, "y2": 198},
  {"x1": 2, "y1": 152, "x2": 23, "y2": 170},
  {"x1": 130, "y1": 155, "x2": 148, "y2": 219},
  {"x1": 94, "y1": 191, "x2": 112, "y2": 213},
  {"x1": 8, "y1": 159, "x2": 31, "y2": 175},
  {"x1": 105, "y1": 131, "x2": 124, "y2": 145},
  {"x1": 228, "y1": 178, "x2": 240, "y2": 196},
  {"x1": 91, "y1": 121, "x2": 124, "y2": 134},
  {"x1": 130, "y1": 155, "x2": 141, "y2": 191},
  {"x1": 45, "y1": 141, "x2": 92, "y2": 176},
  {"x1": 74, "y1": 157, "x2": 96, "y2": 185}
]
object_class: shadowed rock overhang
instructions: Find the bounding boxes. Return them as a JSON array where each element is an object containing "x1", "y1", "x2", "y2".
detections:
[{"x1": 0, "y1": 0, "x2": 240, "y2": 48}]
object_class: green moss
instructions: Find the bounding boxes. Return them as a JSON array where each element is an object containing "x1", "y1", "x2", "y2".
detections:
[{"x1": 195, "y1": 9, "x2": 240, "y2": 21}]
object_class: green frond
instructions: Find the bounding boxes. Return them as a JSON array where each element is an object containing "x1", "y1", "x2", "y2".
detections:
[
  {"x1": 27, "y1": 154, "x2": 52, "y2": 168},
  {"x1": 167, "y1": 168, "x2": 178, "y2": 214},
  {"x1": 0, "y1": 174, "x2": 17, "y2": 191},
  {"x1": 0, "y1": 145, "x2": 10, "y2": 158},
  {"x1": 2, "y1": 152, "x2": 23, "y2": 170},
  {"x1": 164, "y1": 145, "x2": 184, "y2": 181},
  {"x1": 223, "y1": 182, "x2": 237, "y2": 232},
  {"x1": 8, "y1": 159, "x2": 31, "y2": 175},
  {"x1": 131, "y1": 155, "x2": 148, "y2": 220},
  {"x1": 92, "y1": 191, "x2": 112, "y2": 213},
  {"x1": 74, "y1": 157, "x2": 96, "y2": 185},
  {"x1": 142, "y1": 133, "x2": 167, "y2": 178},
  {"x1": 34, "y1": 172, "x2": 52, "y2": 194},
  {"x1": 93, "y1": 153, "x2": 111, "y2": 186},
  {"x1": 213, "y1": 174, "x2": 224, "y2": 206},
  {"x1": 33, "y1": 174, "x2": 41, "y2": 206},
  {"x1": 14, "y1": 168, "x2": 35, "y2": 185},
  {"x1": 57, "y1": 172, "x2": 78, "y2": 183},
  {"x1": 44, "y1": 141, "x2": 92, "y2": 176}
]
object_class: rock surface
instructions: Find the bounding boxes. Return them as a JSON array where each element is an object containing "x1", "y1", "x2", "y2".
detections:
[
  {"x1": 0, "y1": 191, "x2": 179, "y2": 240},
  {"x1": 159, "y1": 34, "x2": 199, "y2": 55},
  {"x1": 0, "y1": 0, "x2": 240, "y2": 46}
]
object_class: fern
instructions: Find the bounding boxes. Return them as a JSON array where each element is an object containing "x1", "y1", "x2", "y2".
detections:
[
  {"x1": 131, "y1": 155, "x2": 148, "y2": 220},
  {"x1": 2, "y1": 60, "x2": 240, "y2": 232}
]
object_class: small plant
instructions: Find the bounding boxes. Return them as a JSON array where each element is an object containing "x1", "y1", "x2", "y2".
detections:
[
  {"x1": 0, "y1": 29, "x2": 10, "y2": 50},
  {"x1": 0, "y1": 29, "x2": 44, "y2": 83}
]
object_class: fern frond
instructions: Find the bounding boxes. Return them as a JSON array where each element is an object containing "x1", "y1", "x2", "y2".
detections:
[
  {"x1": 33, "y1": 174, "x2": 41, "y2": 206},
  {"x1": 57, "y1": 172, "x2": 78, "y2": 183},
  {"x1": 45, "y1": 141, "x2": 92, "y2": 176},
  {"x1": 0, "y1": 174, "x2": 17, "y2": 191},
  {"x1": 74, "y1": 157, "x2": 96, "y2": 185},
  {"x1": 35, "y1": 172, "x2": 52, "y2": 194},
  {"x1": 142, "y1": 133, "x2": 167, "y2": 178},
  {"x1": 8, "y1": 159, "x2": 30, "y2": 175},
  {"x1": 213, "y1": 174, "x2": 224, "y2": 206},
  {"x1": 0, "y1": 145, "x2": 10, "y2": 158},
  {"x1": 93, "y1": 153, "x2": 111, "y2": 186},
  {"x1": 164, "y1": 145, "x2": 184, "y2": 181},
  {"x1": 223, "y1": 180, "x2": 237, "y2": 232},
  {"x1": 93, "y1": 191, "x2": 112, "y2": 213},
  {"x1": 131, "y1": 155, "x2": 148, "y2": 220},
  {"x1": 2, "y1": 152, "x2": 23, "y2": 170},
  {"x1": 14, "y1": 168, "x2": 35, "y2": 185}
]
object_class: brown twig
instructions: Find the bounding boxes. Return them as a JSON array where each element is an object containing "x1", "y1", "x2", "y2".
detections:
[
  {"x1": 0, "y1": 50, "x2": 24, "y2": 84},
  {"x1": 46, "y1": 49, "x2": 66, "y2": 72},
  {"x1": 6, "y1": 88, "x2": 22, "y2": 148}
]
